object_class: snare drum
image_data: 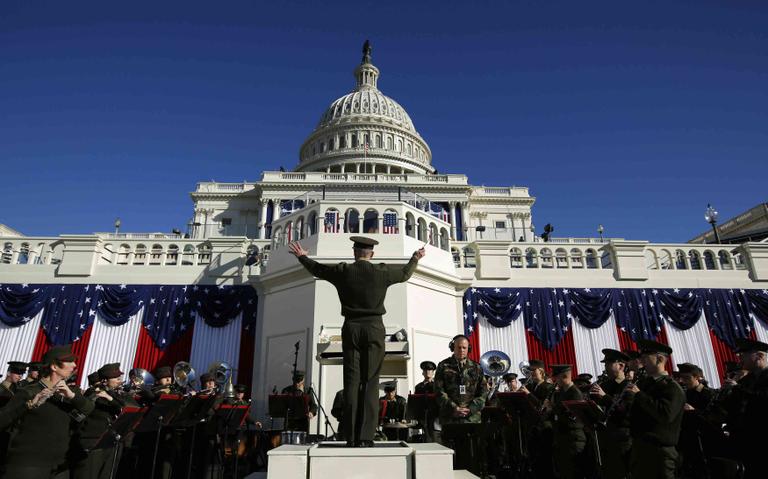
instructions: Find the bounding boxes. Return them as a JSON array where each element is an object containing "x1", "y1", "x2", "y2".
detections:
[{"x1": 280, "y1": 430, "x2": 307, "y2": 445}]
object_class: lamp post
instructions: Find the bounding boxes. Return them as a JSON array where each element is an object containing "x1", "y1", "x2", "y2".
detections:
[
  {"x1": 705, "y1": 204, "x2": 721, "y2": 244},
  {"x1": 114, "y1": 218, "x2": 121, "y2": 236},
  {"x1": 597, "y1": 224, "x2": 604, "y2": 243}
]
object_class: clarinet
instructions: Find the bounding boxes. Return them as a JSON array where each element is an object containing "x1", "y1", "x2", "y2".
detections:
[{"x1": 601, "y1": 377, "x2": 636, "y2": 426}]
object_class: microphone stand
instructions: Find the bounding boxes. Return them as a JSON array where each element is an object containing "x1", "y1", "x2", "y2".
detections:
[
  {"x1": 309, "y1": 383, "x2": 335, "y2": 440},
  {"x1": 285, "y1": 341, "x2": 300, "y2": 432}
]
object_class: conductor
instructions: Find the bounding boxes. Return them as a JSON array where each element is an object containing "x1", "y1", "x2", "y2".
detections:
[{"x1": 289, "y1": 236, "x2": 424, "y2": 447}]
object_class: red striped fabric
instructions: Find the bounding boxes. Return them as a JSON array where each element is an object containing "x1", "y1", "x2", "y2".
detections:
[
  {"x1": 30, "y1": 324, "x2": 94, "y2": 384},
  {"x1": 132, "y1": 325, "x2": 195, "y2": 374},
  {"x1": 525, "y1": 328, "x2": 579, "y2": 376}
]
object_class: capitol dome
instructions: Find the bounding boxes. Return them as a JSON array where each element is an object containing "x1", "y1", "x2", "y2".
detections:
[{"x1": 296, "y1": 42, "x2": 433, "y2": 175}]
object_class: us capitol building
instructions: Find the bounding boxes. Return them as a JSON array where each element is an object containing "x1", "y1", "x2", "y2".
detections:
[{"x1": 1, "y1": 43, "x2": 767, "y2": 432}]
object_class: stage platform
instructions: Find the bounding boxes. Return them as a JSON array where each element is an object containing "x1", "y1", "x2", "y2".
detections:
[{"x1": 260, "y1": 441, "x2": 480, "y2": 479}]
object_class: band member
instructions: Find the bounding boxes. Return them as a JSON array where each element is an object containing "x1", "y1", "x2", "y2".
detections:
[
  {"x1": 723, "y1": 360, "x2": 747, "y2": 386},
  {"x1": 623, "y1": 350, "x2": 642, "y2": 382},
  {"x1": 379, "y1": 383, "x2": 406, "y2": 422},
  {"x1": 72, "y1": 363, "x2": 127, "y2": 479},
  {"x1": 0, "y1": 362, "x2": 27, "y2": 399},
  {"x1": 280, "y1": 371, "x2": 317, "y2": 432},
  {"x1": 0, "y1": 345, "x2": 95, "y2": 479},
  {"x1": 435, "y1": 335, "x2": 488, "y2": 425},
  {"x1": 624, "y1": 339, "x2": 685, "y2": 479},
  {"x1": 678, "y1": 363, "x2": 713, "y2": 410},
  {"x1": 574, "y1": 373, "x2": 593, "y2": 395},
  {"x1": 415, "y1": 361, "x2": 437, "y2": 394},
  {"x1": 331, "y1": 389, "x2": 346, "y2": 440},
  {"x1": 199, "y1": 373, "x2": 217, "y2": 395},
  {"x1": 590, "y1": 348, "x2": 632, "y2": 479},
  {"x1": 288, "y1": 237, "x2": 424, "y2": 447},
  {"x1": 724, "y1": 338, "x2": 768, "y2": 479},
  {"x1": 520, "y1": 358, "x2": 556, "y2": 479},
  {"x1": 227, "y1": 384, "x2": 249, "y2": 406},
  {"x1": 502, "y1": 372, "x2": 520, "y2": 392},
  {"x1": 548, "y1": 365, "x2": 587, "y2": 479},
  {"x1": 24, "y1": 362, "x2": 43, "y2": 386},
  {"x1": 152, "y1": 366, "x2": 174, "y2": 395}
]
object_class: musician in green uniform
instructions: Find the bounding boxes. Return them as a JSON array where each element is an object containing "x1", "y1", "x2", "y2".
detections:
[
  {"x1": 280, "y1": 371, "x2": 318, "y2": 432},
  {"x1": 590, "y1": 348, "x2": 632, "y2": 479},
  {"x1": 547, "y1": 364, "x2": 586, "y2": 479},
  {"x1": 624, "y1": 339, "x2": 685, "y2": 479},
  {"x1": 0, "y1": 362, "x2": 26, "y2": 400},
  {"x1": 289, "y1": 237, "x2": 424, "y2": 447},
  {"x1": 520, "y1": 359, "x2": 556, "y2": 479},
  {"x1": 414, "y1": 361, "x2": 437, "y2": 394},
  {"x1": 725, "y1": 338, "x2": 768, "y2": 479},
  {"x1": 0, "y1": 345, "x2": 94, "y2": 479}
]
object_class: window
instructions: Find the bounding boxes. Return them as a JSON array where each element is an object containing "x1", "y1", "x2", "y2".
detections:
[
  {"x1": 329, "y1": 139, "x2": 334, "y2": 150},
  {"x1": 340, "y1": 136, "x2": 347, "y2": 148},
  {"x1": 495, "y1": 221, "x2": 506, "y2": 229},
  {"x1": 221, "y1": 218, "x2": 232, "y2": 226},
  {"x1": 352, "y1": 134, "x2": 358, "y2": 148}
]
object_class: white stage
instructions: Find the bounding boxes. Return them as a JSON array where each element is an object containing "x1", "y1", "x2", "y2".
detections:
[{"x1": 261, "y1": 441, "x2": 479, "y2": 479}]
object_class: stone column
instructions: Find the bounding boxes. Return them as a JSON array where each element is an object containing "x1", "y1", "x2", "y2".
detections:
[
  {"x1": 461, "y1": 202, "x2": 469, "y2": 241},
  {"x1": 449, "y1": 203, "x2": 457, "y2": 240},
  {"x1": 259, "y1": 200, "x2": 269, "y2": 239}
]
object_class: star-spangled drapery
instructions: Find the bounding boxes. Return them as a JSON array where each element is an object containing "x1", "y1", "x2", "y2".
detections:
[
  {"x1": 463, "y1": 287, "x2": 767, "y2": 352},
  {"x1": 0, "y1": 284, "x2": 258, "y2": 348}
]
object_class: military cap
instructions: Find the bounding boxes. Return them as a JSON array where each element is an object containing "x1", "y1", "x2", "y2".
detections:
[
  {"x1": 27, "y1": 361, "x2": 44, "y2": 372},
  {"x1": 42, "y1": 344, "x2": 77, "y2": 365},
  {"x1": 87, "y1": 372, "x2": 101, "y2": 387},
  {"x1": 601, "y1": 348, "x2": 630, "y2": 363},
  {"x1": 576, "y1": 373, "x2": 593, "y2": 382},
  {"x1": 528, "y1": 359, "x2": 546, "y2": 370},
  {"x1": 349, "y1": 236, "x2": 379, "y2": 250},
  {"x1": 725, "y1": 361, "x2": 743, "y2": 373},
  {"x1": 98, "y1": 363, "x2": 124, "y2": 380},
  {"x1": 234, "y1": 384, "x2": 248, "y2": 393},
  {"x1": 676, "y1": 363, "x2": 702, "y2": 376},
  {"x1": 154, "y1": 366, "x2": 172, "y2": 379},
  {"x1": 623, "y1": 349, "x2": 641, "y2": 360},
  {"x1": 551, "y1": 364, "x2": 572, "y2": 376},
  {"x1": 420, "y1": 361, "x2": 437, "y2": 371},
  {"x1": 636, "y1": 339, "x2": 673, "y2": 356},
  {"x1": 199, "y1": 373, "x2": 214, "y2": 384},
  {"x1": 7, "y1": 361, "x2": 28, "y2": 375},
  {"x1": 292, "y1": 371, "x2": 305, "y2": 383},
  {"x1": 734, "y1": 338, "x2": 768, "y2": 354},
  {"x1": 383, "y1": 383, "x2": 397, "y2": 393},
  {"x1": 502, "y1": 372, "x2": 518, "y2": 382}
]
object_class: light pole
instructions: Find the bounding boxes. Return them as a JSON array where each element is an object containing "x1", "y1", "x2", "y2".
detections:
[
  {"x1": 705, "y1": 204, "x2": 721, "y2": 244},
  {"x1": 114, "y1": 218, "x2": 121, "y2": 236},
  {"x1": 597, "y1": 224, "x2": 604, "y2": 243}
]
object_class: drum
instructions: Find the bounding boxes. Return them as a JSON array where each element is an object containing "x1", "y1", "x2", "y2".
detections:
[
  {"x1": 280, "y1": 430, "x2": 307, "y2": 445},
  {"x1": 407, "y1": 425, "x2": 425, "y2": 443}
]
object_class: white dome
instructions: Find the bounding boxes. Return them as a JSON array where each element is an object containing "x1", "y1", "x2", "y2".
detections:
[{"x1": 296, "y1": 44, "x2": 433, "y2": 175}]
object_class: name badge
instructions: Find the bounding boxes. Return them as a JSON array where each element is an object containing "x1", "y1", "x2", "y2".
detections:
[{"x1": 459, "y1": 385, "x2": 466, "y2": 395}]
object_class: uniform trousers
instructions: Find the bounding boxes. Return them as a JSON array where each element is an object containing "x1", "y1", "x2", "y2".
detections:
[
  {"x1": 72, "y1": 447, "x2": 117, "y2": 479},
  {"x1": 629, "y1": 437, "x2": 678, "y2": 479},
  {"x1": 341, "y1": 317, "x2": 386, "y2": 442}
]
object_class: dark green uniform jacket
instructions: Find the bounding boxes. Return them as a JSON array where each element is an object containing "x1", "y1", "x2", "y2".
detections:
[
  {"x1": 414, "y1": 380, "x2": 435, "y2": 394},
  {"x1": 76, "y1": 389, "x2": 127, "y2": 450},
  {"x1": 434, "y1": 356, "x2": 488, "y2": 423},
  {"x1": 0, "y1": 381, "x2": 95, "y2": 468},
  {"x1": 298, "y1": 254, "x2": 419, "y2": 319},
  {"x1": 280, "y1": 385, "x2": 318, "y2": 431},
  {"x1": 379, "y1": 395, "x2": 407, "y2": 422},
  {"x1": 629, "y1": 374, "x2": 685, "y2": 446}
]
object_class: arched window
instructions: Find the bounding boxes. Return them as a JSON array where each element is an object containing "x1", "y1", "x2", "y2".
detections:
[
  {"x1": 417, "y1": 218, "x2": 428, "y2": 242},
  {"x1": 351, "y1": 134, "x2": 358, "y2": 148},
  {"x1": 570, "y1": 248, "x2": 584, "y2": 268},
  {"x1": 166, "y1": 244, "x2": 179, "y2": 265},
  {"x1": 328, "y1": 139, "x2": 334, "y2": 150},
  {"x1": 406, "y1": 143, "x2": 412, "y2": 156},
  {"x1": 344, "y1": 209, "x2": 360, "y2": 233},
  {"x1": 659, "y1": 249, "x2": 674, "y2": 269},
  {"x1": 397, "y1": 139, "x2": 403, "y2": 152},
  {"x1": 117, "y1": 244, "x2": 130, "y2": 265},
  {"x1": 645, "y1": 250, "x2": 658, "y2": 270},
  {"x1": 440, "y1": 228, "x2": 450, "y2": 250},
  {"x1": 601, "y1": 250, "x2": 613, "y2": 269},
  {"x1": 383, "y1": 210, "x2": 398, "y2": 234},
  {"x1": 585, "y1": 249, "x2": 598, "y2": 269},
  {"x1": 510, "y1": 248, "x2": 523, "y2": 268},
  {"x1": 320, "y1": 142, "x2": 325, "y2": 152},
  {"x1": 429, "y1": 223, "x2": 439, "y2": 247},
  {"x1": 703, "y1": 250, "x2": 716, "y2": 270},
  {"x1": 540, "y1": 248, "x2": 553, "y2": 268},
  {"x1": 17, "y1": 243, "x2": 30, "y2": 264},
  {"x1": 363, "y1": 209, "x2": 379, "y2": 233},
  {"x1": 525, "y1": 247, "x2": 538, "y2": 268},
  {"x1": 150, "y1": 244, "x2": 163, "y2": 265},
  {"x1": 198, "y1": 243, "x2": 212, "y2": 264},
  {"x1": 675, "y1": 250, "x2": 687, "y2": 270},
  {"x1": 307, "y1": 211, "x2": 318, "y2": 236},
  {"x1": 732, "y1": 251, "x2": 747, "y2": 270},
  {"x1": 386, "y1": 137, "x2": 392, "y2": 150},
  {"x1": 182, "y1": 245, "x2": 195, "y2": 265},
  {"x1": 688, "y1": 250, "x2": 702, "y2": 270},
  {"x1": 134, "y1": 244, "x2": 147, "y2": 265},
  {"x1": 375, "y1": 135, "x2": 382, "y2": 148},
  {"x1": 340, "y1": 136, "x2": 347, "y2": 148},
  {"x1": 405, "y1": 213, "x2": 416, "y2": 238},
  {"x1": 295, "y1": 217, "x2": 304, "y2": 240},
  {"x1": 718, "y1": 250, "x2": 732, "y2": 270},
  {"x1": 324, "y1": 208, "x2": 340, "y2": 233},
  {"x1": 555, "y1": 248, "x2": 568, "y2": 268}
]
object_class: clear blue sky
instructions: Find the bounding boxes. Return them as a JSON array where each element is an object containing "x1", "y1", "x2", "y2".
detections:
[{"x1": 1, "y1": 0, "x2": 766, "y2": 242}]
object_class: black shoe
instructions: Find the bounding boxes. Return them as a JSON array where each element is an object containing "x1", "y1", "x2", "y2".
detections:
[
  {"x1": 357, "y1": 440, "x2": 374, "y2": 448},
  {"x1": 346, "y1": 440, "x2": 355, "y2": 447}
]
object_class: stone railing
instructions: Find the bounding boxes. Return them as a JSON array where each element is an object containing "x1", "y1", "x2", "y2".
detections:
[
  {"x1": 260, "y1": 171, "x2": 469, "y2": 186},
  {"x1": 470, "y1": 186, "x2": 530, "y2": 197},
  {"x1": 194, "y1": 182, "x2": 256, "y2": 193}
]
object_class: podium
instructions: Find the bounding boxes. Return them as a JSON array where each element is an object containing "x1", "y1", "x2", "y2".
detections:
[{"x1": 406, "y1": 393, "x2": 438, "y2": 442}]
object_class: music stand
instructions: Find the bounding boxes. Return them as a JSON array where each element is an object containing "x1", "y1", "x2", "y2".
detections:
[
  {"x1": 215, "y1": 404, "x2": 250, "y2": 478},
  {"x1": 442, "y1": 423, "x2": 483, "y2": 475},
  {"x1": 406, "y1": 393, "x2": 438, "y2": 442},
  {"x1": 562, "y1": 399, "x2": 605, "y2": 470},
  {"x1": 168, "y1": 394, "x2": 218, "y2": 479},
  {"x1": 133, "y1": 394, "x2": 184, "y2": 479},
  {"x1": 92, "y1": 406, "x2": 146, "y2": 479}
]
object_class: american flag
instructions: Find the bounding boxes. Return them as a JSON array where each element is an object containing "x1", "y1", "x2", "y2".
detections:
[
  {"x1": 324, "y1": 211, "x2": 339, "y2": 233},
  {"x1": 383, "y1": 213, "x2": 398, "y2": 234},
  {"x1": 427, "y1": 202, "x2": 450, "y2": 223}
]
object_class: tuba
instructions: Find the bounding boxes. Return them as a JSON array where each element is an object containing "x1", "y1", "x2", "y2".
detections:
[
  {"x1": 519, "y1": 361, "x2": 532, "y2": 378},
  {"x1": 207, "y1": 361, "x2": 236, "y2": 398},
  {"x1": 480, "y1": 350, "x2": 511, "y2": 397},
  {"x1": 173, "y1": 361, "x2": 198, "y2": 392},
  {"x1": 126, "y1": 368, "x2": 155, "y2": 392}
]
